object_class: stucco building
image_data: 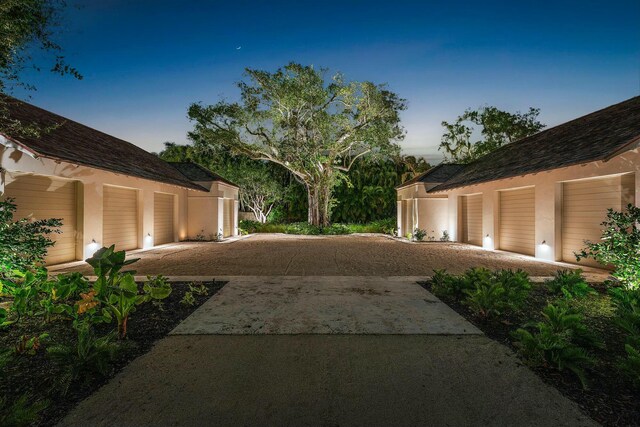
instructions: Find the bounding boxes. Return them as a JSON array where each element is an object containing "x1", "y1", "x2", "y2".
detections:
[
  {"x1": 0, "y1": 96, "x2": 239, "y2": 265},
  {"x1": 397, "y1": 96, "x2": 640, "y2": 267}
]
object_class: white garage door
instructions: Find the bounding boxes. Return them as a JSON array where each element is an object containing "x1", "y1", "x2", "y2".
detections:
[
  {"x1": 3, "y1": 174, "x2": 77, "y2": 265},
  {"x1": 460, "y1": 194, "x2": 483, "y2": 246},
  {"x1": 562, "y1": 174, "x2": 635, "y2": 267},
  {"x1": 499, "y1": 187, "x2": 535, "y2": 256},
  {"x1": 103, "y1": 185, "x2": 138, "y2": 251},
  {"x1": 154, "y1": 192, "x2": 175, "y2": 246},
  {"x1": 223, "y1": 199, "x2": 234, "y2": 237},
  {"x1": 417, "y1": 198, "x2": 449, "y2": 240}
]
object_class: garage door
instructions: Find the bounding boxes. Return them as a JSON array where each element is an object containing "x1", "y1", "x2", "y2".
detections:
[
  {"x1": 154, "y1": 193, "x2": 174, "y2": 246},
  {"x1": 223, "y1": 199, "x2": 234, "y2": 237},
  {"x1": 460, "y1": 194, "x2": 482, "y2": 246},
  {"x1": 499, "y1": 187, "x2": 535, "y2": 256},
  {"x1": 103, "y1": 185, "x2": 138, "y2": 251},
  {"x1": 3, "y1": 174, "x2": 77, "y2": 264},
  {"x1": 562, "y1": 174, "x2": 635, "y2": 266}
]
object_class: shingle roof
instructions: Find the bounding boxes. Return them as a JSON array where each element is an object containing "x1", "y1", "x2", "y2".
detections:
[
  {"x1": 430, "y1": 96, "x2": 640, "y2": 192},
  {"x1": 0, "y1": 95, "x2": 206, "y2": 191},
  {"x1": 396, "y1": 163, "x2": 466, "y2": 189},
  {"x1": 169, "y1": 162, "x2": 239, "y2": 188}
]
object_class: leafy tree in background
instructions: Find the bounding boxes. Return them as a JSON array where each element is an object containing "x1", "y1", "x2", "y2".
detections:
[
  {"x1": 398, "y1": 155, "x2": 430, "y2": 183},
  {"x1": 187, "y1": 62, "x2": 406, "y2": 226},
  {"x1": 0, "y1": 0, "x2": 81, "y2": 136},
  {"x1": 439, "y1": 106, "x2": 544, "y2": 163},
  {"x1": 158, "y1": 143, "x2": 284, "y2": 223}
]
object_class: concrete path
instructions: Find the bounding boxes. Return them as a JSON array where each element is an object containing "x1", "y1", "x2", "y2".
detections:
[
  {"x1": 59, "y1": 277, "x2": 597, "y2": 427},
  {"x1": 171, "y1": 276, "x2": 480, "y2": 335}
]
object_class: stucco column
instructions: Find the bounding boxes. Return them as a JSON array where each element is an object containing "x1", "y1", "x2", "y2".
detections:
[
  {"x1": 534, "y1": 181, "x2": 559, "y2": 261},
  {"x1": 396, "y1": 200, "x2": 402, "y2": 236},
  {"x1": 413, "y1": 198, "x2": 419, "y2": 231},
  {"x1": 141, "y1": 188, "x2": 154, "y2": 249},
  {"x1": 81, "y1": 182, "x2": 103, "y2": 259},
  {"x1": 482, "y1": 191, "x2": 496, "y2": 250},
  {"x1": 233, "y1": 199, "x2": 239, "y2": 236},
  {"x1": 217, "y1": 197, "x2": 224, "y2": 237},
  {"x1": 447, "y1": 194, "x2": 458, "y2": 242}
]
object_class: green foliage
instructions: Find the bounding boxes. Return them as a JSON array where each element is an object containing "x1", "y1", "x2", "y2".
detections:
[
  {"x1": 143, "y1": 275, "x2": 173, "y2": 300},
  {"x1": 85, "y1": 245, "x2": 139, "y2": 300},
  {"x1": 180, "y1": 291, "x2": 196, "y2": 307},
  {"x1": 463, "y1": 269, "x2": 531, "y2": 318},
  {"x1": 37, "y1": 272, "x2": 90, "y2": 322},
  {"x1": 188, "y1": 62, "x2": 406, "y2": 226},
  {"x1": 577, "y1": 204, "x2": 640, "y2": 290},
  {"x1": 439, "y1": 106, "x2": 544, "y2": 163},
  {"x1": 545, "y1": 270, "x2": 595, "y2": 299},
  {"x1": 512, "y1": 303, "x2": 603, "y2": 388},
  {"x1": 430, "y1": 269, "x2": 474, "y2": 299},
  {"x1": 47, "y1": 324, "x2": 119, "y2": 394},
  {"x1": 0, "y1": 198, "x2": 61, "y2": 284},
  {"x1": 13, "y1": 333, "x2": 48, "y2": 356},
  {"x1": 188, "y1": 283, "x2": 208, "y2": 296},
  {"x1": 0, "y1": 394, "x2": 48, "y2": 427},
  {"x1": 238, "y1": 219, "x2": 397, "y2": 235},
  {"x1": 413, "y1": 228, "x2": 427, "y2": 242},
  {"x1": 430, "y1": 268, "x2": 531, "y2": 318},
  {"x1": 621, "y1": 343, "x2": 640, "y2": 386}
]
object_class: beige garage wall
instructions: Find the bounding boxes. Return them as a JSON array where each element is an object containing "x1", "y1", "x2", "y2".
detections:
[
  {"x1": 562, "y1": 173, "x2": 635, "y2": 267},
  {"x1": 2, "y1": 174, "x2": 79, "y2": 264},
  {"x1": 154, "y1": 192, "x2": 175, "y2": 245},
  {"x1": 1, "y1": 144, "x2": 190, "y2": 262},
  {"x1": 499, "y1": 187, "x2": 535, "y2": 256},
  {"x1": 416, "y1": 198, "x2": 449, "y2": 240},
  {"x1": 436, "y1": 148, "x2": 640, "y2": 262},
  {"x1": 103, "y1": 185, "x2": 139, "y2": 251},
  {"x1": 460, "y1": 194, "x2": 483, "y2": 246}
]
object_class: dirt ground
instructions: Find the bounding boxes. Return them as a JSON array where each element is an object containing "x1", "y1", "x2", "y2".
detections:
[{"x1": 54, "y1": 234, "x2": 607, "y2": 277}]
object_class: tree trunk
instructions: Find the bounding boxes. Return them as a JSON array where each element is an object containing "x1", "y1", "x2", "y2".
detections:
[{"x1": 307, "y1": 184, "x2": 330, "y2": 227}]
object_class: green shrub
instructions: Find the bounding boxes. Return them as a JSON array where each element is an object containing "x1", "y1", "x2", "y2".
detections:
[
  {"x1": 430, "y1": 269, "x2": 472, "y2": 299},
  {"x1": 48, "y1": 324, "x2": 119, "y2": 394},
  {"x1": 621, "y1": 343, "x2": 640, "y2": 386},
  {"x1": 0, "y1": 198, "x2": 62, "y2": 282},
  {"x1": 440, "y1": 230, "x2": 450, "y2": 242},
  {"x1": 577, "y1": 204, "x2": 640, "y2": 290},
  {"x1": 413, "y1": 228, "x2": 427, "y2": 242},
  {"x1": 0, "y1": 394, "x2": 48, "y2": 427},
  {"x1": 512, "y1": 303, "x2": 603, "y2": 388},
  {"x1": 463, "y1": 269, "x2": 531, "y2": 318},
  {"x1": 180, "y1": 291, "x2": 196, "y2": 306},
  {"x1": 188, "y1": 283, "x2": 208, "y2": 296},
  {"x1": 545, "y1": 269, "x2": 595, "y2": 299}
]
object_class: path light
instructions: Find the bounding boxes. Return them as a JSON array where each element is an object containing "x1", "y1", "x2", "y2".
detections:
[
  {"x1": 87, "y1": 238, "x2": 100, "y2": 256},
  {"x1": 144, "y1": 232, "x2": 153, "y2": 249}
]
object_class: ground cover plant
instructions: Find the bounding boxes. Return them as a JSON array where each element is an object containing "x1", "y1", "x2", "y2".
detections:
[
  {"x1": 238, "y1": 218, "x2": 396, "y2": 236},
  {"x1": 421, "y1": 268, "x2": 639, "y2": 426},
  {"x1": 0, "y1": 199, "x2": 225, "y2": 425}
]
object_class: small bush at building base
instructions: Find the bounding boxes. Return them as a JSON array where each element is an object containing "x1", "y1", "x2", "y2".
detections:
[{"x1": 545, "y1": 269, "x2": 595, "y2": 299}]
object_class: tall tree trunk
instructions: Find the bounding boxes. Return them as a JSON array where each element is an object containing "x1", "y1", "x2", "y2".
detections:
[{"x1": 307, "y1": 183, "x2": 331, "y2": 226}]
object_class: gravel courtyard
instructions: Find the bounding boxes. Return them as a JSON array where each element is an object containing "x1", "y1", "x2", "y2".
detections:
[{"x1": 54, "y1": 234, "x2": 606, "y2": 277}]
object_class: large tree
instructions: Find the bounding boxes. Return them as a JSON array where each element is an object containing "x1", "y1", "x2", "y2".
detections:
[
  {"x1": 439, "y1": 106, "x2": 544, "y2": 163},
  {"x1": 187, "y1": 62, "x2": 406, "y2": 226}
]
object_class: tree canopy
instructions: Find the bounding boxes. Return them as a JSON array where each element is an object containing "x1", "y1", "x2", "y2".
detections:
[
  {"x1": 187, "y1": 62, "x2": 406, "y2": 226},
  {"x1": 439, "y1": 106, "x2": 545, "y2": 163},
  {"x1": 0, "y1": 0, "x2": 80, "y2": 135}
]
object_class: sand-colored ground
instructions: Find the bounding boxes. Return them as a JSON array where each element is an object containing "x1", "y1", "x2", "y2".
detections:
[{"x1": 54, "y1": 233, "x2": 607, "y2": 278}]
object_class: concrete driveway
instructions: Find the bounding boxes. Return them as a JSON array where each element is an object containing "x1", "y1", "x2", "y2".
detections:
[
  {"x1": 52, "y1": 233, "x2": 607, "y2": 278},
  {"x1": 59, "y1": 276, "x2": 597, "y2": 427}
]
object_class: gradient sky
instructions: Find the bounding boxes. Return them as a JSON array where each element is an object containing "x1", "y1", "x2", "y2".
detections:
[{"x1": 13, "y1": 0, "x2": 640, "y2": 163}]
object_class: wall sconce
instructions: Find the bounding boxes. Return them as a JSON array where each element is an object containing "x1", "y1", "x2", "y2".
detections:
[
  {"x1": 541, "y1": 240, "x2": 547, "y2": 245},
  {"x1": 91, "y1": 238, "x2": 96, "y2": 244}
]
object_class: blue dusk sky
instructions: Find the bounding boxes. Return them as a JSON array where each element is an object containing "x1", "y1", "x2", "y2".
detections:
[{"x1": 13, "y1": 0, "x2": 640, "y2": 163}]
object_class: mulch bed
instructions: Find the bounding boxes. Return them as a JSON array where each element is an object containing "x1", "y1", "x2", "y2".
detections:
[
  {"x1": 1, "y1": 279, "x2": 226, "y2": 426},
  {"x1": 419, "y1": 280, "x2": 640, "y2": 427}
]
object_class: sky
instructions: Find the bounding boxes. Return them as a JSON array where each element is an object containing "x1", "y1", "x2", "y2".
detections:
[{"x1": 13, "y1": 0, "x2": 640, "y2": 163}]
